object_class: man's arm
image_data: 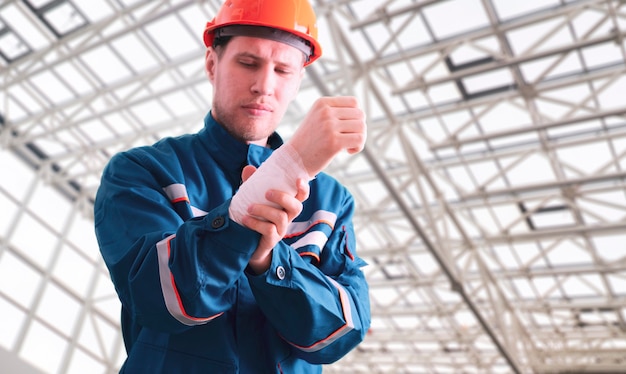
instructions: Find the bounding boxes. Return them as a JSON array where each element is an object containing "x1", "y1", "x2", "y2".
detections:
[
  {"x1": 230, "y1": 96, "x2": 367, "y2": 272},
  {"x1": 94, "y1": 151, "x2": 260, "y2": 333},
  {"x1": 247, "y1": 183, "x2": 371, "y2": 364}
]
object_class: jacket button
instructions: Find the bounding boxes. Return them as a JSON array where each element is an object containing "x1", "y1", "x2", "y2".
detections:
[
  {"x1": 211, "y1": 216, "x2": 225, "y2": 229},
  {"x1": 276, "y1": 266, "x2": 285, "y2": 280}
]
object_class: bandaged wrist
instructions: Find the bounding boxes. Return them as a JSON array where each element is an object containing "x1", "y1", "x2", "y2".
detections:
[{"x1": 229, "y1": 143, "x2": 311, "y2": 224}]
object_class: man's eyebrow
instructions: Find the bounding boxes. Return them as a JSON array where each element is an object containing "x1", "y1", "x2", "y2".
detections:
[
  {"x1": 235, "y1": 51, "x2": 300, "y2": 68},
  {"x1": 235, "y1": 51, "x2": 259, "y2": 59}
]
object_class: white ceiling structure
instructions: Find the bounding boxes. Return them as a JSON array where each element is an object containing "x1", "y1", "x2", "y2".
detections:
[{"x1": 1, "y1": 0, "x2": 626, "y2": 373}]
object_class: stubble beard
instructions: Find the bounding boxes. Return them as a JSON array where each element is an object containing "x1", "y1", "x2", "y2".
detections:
[{"x1": 213, "y1": 109, "x2": 274, "y2": 144}]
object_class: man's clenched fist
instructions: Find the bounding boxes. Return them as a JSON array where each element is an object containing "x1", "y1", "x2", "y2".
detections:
[{"x1": 288, "y1": 96, "x2": 367, "y2": 177}]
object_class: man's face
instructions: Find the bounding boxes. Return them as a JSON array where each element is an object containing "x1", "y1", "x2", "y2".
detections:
[{"x1": 205, "y1": 35, "x2": 305, "y2": 145}]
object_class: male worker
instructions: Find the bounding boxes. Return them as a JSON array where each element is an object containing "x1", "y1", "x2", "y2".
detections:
[{"x1": 94, "y1": 0, "x2": 371, "y2": 372}]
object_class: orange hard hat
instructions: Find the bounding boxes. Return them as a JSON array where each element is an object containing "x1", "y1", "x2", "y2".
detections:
[{"x1": 203, "y1": 0, "x2": 322, "y2": 66}]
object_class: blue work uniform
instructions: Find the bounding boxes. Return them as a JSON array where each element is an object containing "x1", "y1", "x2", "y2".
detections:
[{"x1": 94, "y1": 112, "x2": 371, "y2": 373}]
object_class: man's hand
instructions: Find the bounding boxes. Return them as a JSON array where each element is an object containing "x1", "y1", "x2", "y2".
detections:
[
  {"x1": 239, "y1": 165, "x2": 310, "y2": 274},
  {"x1": 288, "y1": 96, "x2": 367, "y2": 177}
]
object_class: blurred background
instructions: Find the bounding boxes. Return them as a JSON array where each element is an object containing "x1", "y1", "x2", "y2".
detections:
[{"x1": 1, "y1": 0, "x2": 625, "y2": 372}]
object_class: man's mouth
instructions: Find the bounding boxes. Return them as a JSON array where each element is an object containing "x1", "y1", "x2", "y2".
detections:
[{"x1": 242, "y1": 103, "x2": 273, "y2": 115}]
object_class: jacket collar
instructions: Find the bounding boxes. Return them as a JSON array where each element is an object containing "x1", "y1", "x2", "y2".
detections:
[{"x1": 198, "y1": 111, "x2": 284, "y2": 171}]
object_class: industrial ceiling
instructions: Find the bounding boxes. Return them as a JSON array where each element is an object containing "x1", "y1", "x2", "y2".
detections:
[{"x1": 1, "y1": 0, "x2": 626, "y2": 373}]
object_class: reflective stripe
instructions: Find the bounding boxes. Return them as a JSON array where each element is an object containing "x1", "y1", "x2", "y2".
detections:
[
  {"x1": 163, "y1": 184, "x2": 207, "y2": 217},
  {"x1": 163, "y1": 184, "x2": 189, "y2": 203},
  {"x1": 290, "y1": 231, "x2": 329, "y2": 252},
  {"x1": 298, "y1": 251, "x2": 320, "y2": 263},
  {"x1": 191, "y1": 206, "x2": 208, "y2": 217},
  {"x1": 289, "y1": 278, "x2": 355, "y2": 352},
  {"x1": 156, "y1": 234, "x2": 222, "y2": 325},
  {"x1": 286, "y1": 210, "x2": 337, "y2": 237}
]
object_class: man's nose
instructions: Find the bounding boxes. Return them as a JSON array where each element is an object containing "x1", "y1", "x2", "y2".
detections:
[{"x1": 251, "y1": 68, "x2": 275, "y2": 95}]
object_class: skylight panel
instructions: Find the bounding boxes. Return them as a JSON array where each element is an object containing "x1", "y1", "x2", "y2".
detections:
[
  {"x1": 545, "y1": 240, "x2": 593, "y2": 266},
  {"x1": 102, "y1": 110, "x2": 138, "y2": 136},
  {"x1": 129, "y1": 100, "x2": 172, "y2": 127},
  {"x1": 519, "y1": 53, "x2": 584, "y2": 84},
  {"x1": 72, "y1": 0, "x2": 115, "y2": 23},
  {"x1": 23, "y1": 0, "x2": 89, "y2": 38},
  {"x1": 561, "y1": 275, "x2": 603, "y2": 298},
  {"x1": 21, "y1": 320, "x2": 67, "y2": 373},
  {"x1": 0, "y1": 297, "x2": 26, "y2": 349},
  {"x1": 90, "y1": 273, "x2": 122, "y2": 322},
  {"x1": 0, "y1": 151, "x2": 35, "y2": 199},
  {"x1": 511, "y1": 242, "x2": 549, "y2": 269},
  {"x1": 383, "y1": 63, "x2": 411, "y2": 97},
  {"x1": 358, "y1": 22, "x2": 391, "y2": 59},
  {"x1": 507, "y1": 17, "x2": 574, "y2": 56},
  {"x1": 370, "y1": 286, "x2": 401, "y2": 307},
  {"x1": 490, "y1": 243, "x2": 522, "y2": 269},
  {"x1": 591, "y1": 234, "x2": 626, "y2": 262},
  {"x1": 30, "y1": 69, "x2": 75, "y2": 105},
  {"x1": 0, "y1": 190, "x2": 18, "y2": 235},
  {"x1": 426, "y1": 82, "x2": 462, "y2": 105},
  {"x1": 111, "y1": 33, "x2": 158, "y2": 73},
  {"x1": 595, "y1": 75, "x2": 626, "y2": 109},
  {"x1": 11, "y1": 213, "x2": 59, "y2": 269},
  {"x1": 79, "y1": 44, "x2": 133, "y2": 84},
  {"x1": 1, "y1": 3, "x2": 50, "y2": 50},
  {"x1": 78, "y1": 117, "x2": 115, "y2": 145},
  {"x1": 358, "y1": 6, "x2": 431, "y2": 54},
  {"x1": 27, "y1": 173, "x2": 72, "y2": 232},
  {"x1": 53, "y1": 61, "x2": 94, "y2": 96},
  {"x1": 396, "y1": 13, "x2": 431, "y2": 49},
  {"x1": 502, "y1": 153, "x2": 557, "y2": 187},
  {"x1": 0, "y1": 19, "x2": 31, "y2": 62},
  {"x1": 0, "y1": 251, "x2": 43, "y2": 309},
  {"x1": 422, "y1": 0, "x2": 490, "y2": 40},
  {"x1": 462, "y1": 68, "x2": 516, "y2": 97},
  {"x1": 479, "y1": 102, "x2": 533, "y2": 134},
  {"x1": 179, "y1": 4, "x2": 214, "y2": 43},
  {"x1": 556, "y1": 141, "x2": 614, "y2": 177},
  {"x1": 51, "y1": 246, "x2": 97, "y2": 298},
  {"x1": 36, "y1": 282, "x2": 82, "y2": 336},
  {"x1": 607, "y1": 275, "x2": 626, "y2": 297},
  {"x1": 519, "y1": 276, "x2": 560, "y2": 299},
  {"x1": 492, "y1": 0, "x2": 560, "y2": 21},
  {"x1": 582, "y1": 43, "x2": 625, "y2": 70},
  {"x1": 144, "y1": 14, "x2": 198, "y2": 61},
  {"x1": 161, "y1": 91, "x2": 202, "y2": 118},
  {"x1": 118, "y1": 0, "x2": 146, "y2": 7},
  {"x1": 27, "y1": 0, "x2": 55, "y2": 7},
  {"x1": 448, "y1": 37, "x2": 500, "y2": 66},
  {"x1": 40, "y1": 1, "x2": 87, "y2": 35},
  {"x1": 527, "y1": 203, "x2": 577, "y2": 230},
  {"x1": 65, "y1": 350, "x2": 107, "y2": 374}
]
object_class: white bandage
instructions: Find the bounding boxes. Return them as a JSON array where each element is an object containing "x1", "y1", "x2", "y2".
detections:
[{"x1": 229, "y1": 143, "x2": 312, "y2": 224}]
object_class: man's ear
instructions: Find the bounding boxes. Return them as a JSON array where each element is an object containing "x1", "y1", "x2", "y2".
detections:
[{"x1": 205, "y1": 48, "x2": 216, "y2": 83}]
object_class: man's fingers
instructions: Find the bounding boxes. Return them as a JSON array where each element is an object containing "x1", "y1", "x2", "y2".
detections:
[
  {"x1": 324, "y1": 95, "x2": 359, "y2": 108},
  {"x1": 241, "y1": 165, "x2": 257, "y2": 183},
  {"x1": 265, "y1": 189, "x2": 304, "y2": 221},
  {"x1": 332, "y1": 107, "x2": 365, "y2": 121},
  {"x1": 295, "y1": 178, "x2": 310, "y2": 202}
]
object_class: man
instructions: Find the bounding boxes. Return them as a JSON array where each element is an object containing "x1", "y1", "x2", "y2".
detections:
[{"x1": 94, "y1": 0, "x2": 371, "y2": 372}]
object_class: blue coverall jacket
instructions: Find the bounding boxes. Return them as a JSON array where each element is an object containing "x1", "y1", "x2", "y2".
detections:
[{"x1": 94, "y1": 112, "x2": 371, "y2": 373}]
